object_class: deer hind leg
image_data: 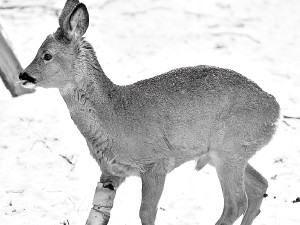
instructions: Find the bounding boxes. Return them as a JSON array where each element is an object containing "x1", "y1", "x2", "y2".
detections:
[
  {"x1": 211, "y1": 150, "x2": 248, "y2": 225},
  {"x1": 241, "y1": 164, "x2": 268, "y2": 225},
  {"x1": 86, "y1": 173, "x2": 125, "y2": 225},
  {"x1": 139, "y1": 171, "x2": 166, "y2": 225}
]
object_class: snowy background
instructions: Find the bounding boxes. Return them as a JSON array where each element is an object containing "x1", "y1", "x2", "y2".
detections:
[{"x1": 0, "y1": 0, "x2": 300, "y2": 224}]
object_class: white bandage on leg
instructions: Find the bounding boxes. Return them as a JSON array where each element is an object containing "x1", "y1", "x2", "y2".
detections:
[{"x1": 86, "y1": 182, "x2": 116, "y2": 225}]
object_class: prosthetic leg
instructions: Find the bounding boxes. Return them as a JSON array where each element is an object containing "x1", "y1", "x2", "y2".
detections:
[{"x1": 86, "y1": 175, "x2": 124, "y2": 225}]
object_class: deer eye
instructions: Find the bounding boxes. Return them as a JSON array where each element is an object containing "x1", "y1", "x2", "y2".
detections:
[{"x1": 43, "y1": 53, "x2": 52, "y2": 61}]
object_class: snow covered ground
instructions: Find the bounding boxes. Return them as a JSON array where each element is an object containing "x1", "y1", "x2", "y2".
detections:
[{"x1": 0, "y1": 0, "x2": 299, "y2": 224}]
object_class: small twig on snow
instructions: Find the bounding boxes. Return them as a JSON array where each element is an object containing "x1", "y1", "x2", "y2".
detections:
[
  {"x1": 182, "y1": 10, "x2": 207, "y2": 18},
  {"x1": 60, "y1": 220, "x2": 70, "y2": 225},
  {"x1": 282, "y1": 120, "x2": 291, "y2": 127},
  {"x1": 59, "y1": 154, "x2": 76, "y2": 166},
  {"x1": 212, "y1": 32, "x2": 261, "y2": 44},
  {"x1": 6, "y1": 190, "x2": 24, "y2": 194},
  {"x1": 292, "y1": 197, "x2": 300, "y2": 203},
  {"x1": 30, "y1": 140, "x2": 51, "y2": 151}
]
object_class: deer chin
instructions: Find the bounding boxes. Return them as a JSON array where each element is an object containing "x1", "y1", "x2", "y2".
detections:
[
  {"x1": 22, "y1": 80, "x2": 36, "y2": 89},
  {"x1": 15, "y1": 80, "x2": 36, "y2": 89}
]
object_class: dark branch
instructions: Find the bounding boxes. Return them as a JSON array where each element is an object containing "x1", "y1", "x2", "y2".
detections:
[{"x1": 283, "y1": 115, "x2": 300, "y2": 120}]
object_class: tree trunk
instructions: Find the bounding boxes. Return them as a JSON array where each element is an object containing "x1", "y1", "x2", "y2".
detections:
[{"x1": 0, "y1": 26, "x2": 34, "y2": 97}]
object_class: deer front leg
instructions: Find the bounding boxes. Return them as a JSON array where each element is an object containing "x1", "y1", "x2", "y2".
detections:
[
  {"x1": 139, "y1": 171, "x2": 166, "y2": 225},
  {"x1": 86, "y1": 174, "x2": 125, "y2": 225}
]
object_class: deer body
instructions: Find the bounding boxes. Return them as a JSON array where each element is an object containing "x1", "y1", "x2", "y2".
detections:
[
  {"x1": 61, "y1": 61, "x2": 278, "y2": 177},
  {"x1": 19, "y1": 1, "x2": 280, "y2": 224}
]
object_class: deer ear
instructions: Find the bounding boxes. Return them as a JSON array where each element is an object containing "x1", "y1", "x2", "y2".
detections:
[
  {"x1": 59, "y1": 0, "x2": 79, "y2": 29},
  {"x1": 59, "y1": 2, "x2": 89, "y2": 41},
  {"x1": 68, "y1": 3, "x2": 89, "y2": 40}
]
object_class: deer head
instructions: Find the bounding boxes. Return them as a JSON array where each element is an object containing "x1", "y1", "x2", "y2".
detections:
[{"x1": 19, "y1": 0, "x2": 89, "y2": 90}]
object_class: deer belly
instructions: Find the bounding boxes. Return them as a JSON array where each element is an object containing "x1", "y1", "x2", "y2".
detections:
[{"x1": 167, "y1": 127, "x2": 209, "y2": 155}]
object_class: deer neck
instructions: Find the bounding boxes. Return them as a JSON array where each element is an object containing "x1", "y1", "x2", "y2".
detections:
[{"x1": 59, "y1": 40, "x2": 118, "y2": 154}]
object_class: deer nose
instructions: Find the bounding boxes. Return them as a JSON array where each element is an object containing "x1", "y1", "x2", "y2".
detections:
[{"x1": 19, "y1": 72, "x2": 30, "y2": 80}]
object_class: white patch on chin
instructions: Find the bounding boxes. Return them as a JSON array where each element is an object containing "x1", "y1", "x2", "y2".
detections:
[{"x1": 14, "y1": 80, "x2": 36, "y2": 89}]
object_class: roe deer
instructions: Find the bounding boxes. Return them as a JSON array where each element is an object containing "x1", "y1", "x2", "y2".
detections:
[{"x1": 18, "y1": 0, "x2": 280, "y2": 224}]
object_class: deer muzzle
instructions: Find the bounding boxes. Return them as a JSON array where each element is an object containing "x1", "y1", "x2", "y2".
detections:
[{"x1": 18, "y1": 72, "x2": 37, "y2": 89}]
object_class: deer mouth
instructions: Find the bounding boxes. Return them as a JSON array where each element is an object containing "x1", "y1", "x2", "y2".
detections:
[{"x1": 17, "y1": 72, "x2": 37, "y2": 89}]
